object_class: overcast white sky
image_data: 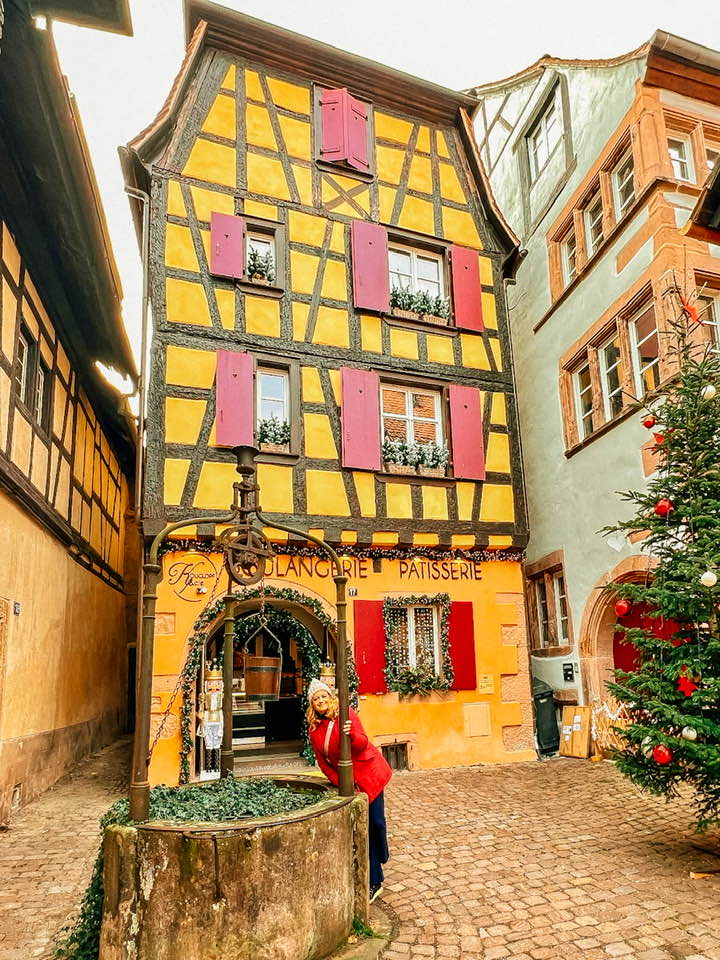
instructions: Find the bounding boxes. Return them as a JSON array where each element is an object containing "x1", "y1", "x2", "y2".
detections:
[{"x1": 53, "y1": 0, "x2": 720, "y2": 368}]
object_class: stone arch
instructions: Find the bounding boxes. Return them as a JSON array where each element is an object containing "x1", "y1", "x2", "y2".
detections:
[{"x1": 578, "y1": 554, "x2": 654, "y2": 703}]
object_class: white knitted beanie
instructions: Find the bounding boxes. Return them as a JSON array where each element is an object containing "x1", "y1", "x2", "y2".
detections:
[{"x1": 307, "y1": 678, "x2": 334, "y2": 701}]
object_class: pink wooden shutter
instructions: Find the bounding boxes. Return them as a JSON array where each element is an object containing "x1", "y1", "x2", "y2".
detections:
[
  {"x1": 320, "y1": 88, "x2": 348, "y2": 162},
  {"x1": 346, "y1": 95, "x2": 370, "y2": 172},
  {"x1": 451, "y1": 245, "x2": 484, "y2": 331},
  {"x1": 215, "y1": 350, "x2": 254, "y2": 447},
  {"x1": 449, "y1": 384, "x2": 486, "y2": 481},
  {"x1": 354, "y1": 600, "x2": 387, "y2": 694},
  {"x1": 341, "y1": 367, "x2": 381, "y2": 470},
  {"x1": 351, "y1": 221, "x2": 389, "y2": 313},
  {"x1": 210, "y1": 212, "x2": 245, "y2": 279},
  {"x1": 448, "y1": 601, "x2": 476, "y2": 690}
]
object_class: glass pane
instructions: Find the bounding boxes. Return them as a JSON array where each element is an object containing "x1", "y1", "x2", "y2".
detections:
[
  {"x1": 248, "y1": 236, "x2": 272, "y2": 257},
  {"x1": 383, "y1": 417, "x2": 407, "y2": 440},
  {"x1": 389, "y1": 249, "x2": 412, "y2": 289},
  {"x1": 382, "y1": 388, "x2": 407, "y2": 416},
  {"x1": 413, "y1": 607, "x2": 437, "y2": 671},
  {"x1": 413, "y1": 420, "x2": 438, "y2": 444},
  {"x1": 602, "y1": 339, "x2": 621, "y2": 370},
  {"x1": 260, "y1": 372, "x2": 286, "y2": 401},
  {"x1": 416, "y1": 256, "x2": 440, "y2": 283},
  {"x1": 642, "y1": 361, "x2": 660, "y2": 394},
  {"x1": 635, "y1": 306, "x2": 656, "y2": 342},
  {"x1": 708, "y1": 148, "x2": 719, "y2": 171},
  {"x1": 388, "y1": 608, "x2": 410, "y2": 668},
  {"x1": 417, "y1": 276, "x2": 440, "y2": 297},
  {"x1": 412, "y1": 393, "x2": 436, "y2": 418},
  {"x1": 260, "y1": 398, "x2": 285, "y2": 421}
]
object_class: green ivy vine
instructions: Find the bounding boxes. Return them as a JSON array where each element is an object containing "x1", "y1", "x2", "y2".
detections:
[
  {"x1": 179, "y1": 585, "x2": 358, "y2": 781},
  {"x1": 383, "y1": 593, "x2": 453, "y2": 698}
]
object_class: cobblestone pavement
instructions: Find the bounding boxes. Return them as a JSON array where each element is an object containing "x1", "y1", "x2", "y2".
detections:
[
  {"x1": 0, "y1": 738, "x2": 130, "y2": 960},
  {"x1": 2, "y1": 745, "x2": 720, "y2": 960},
  {"x1": 381, "y1": 758, "x2": 720, "y2": 960}
]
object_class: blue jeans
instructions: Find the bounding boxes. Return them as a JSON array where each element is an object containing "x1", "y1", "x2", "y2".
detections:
[{"x1": 369, "y1": 791, "x2": 389, "y2": 888}]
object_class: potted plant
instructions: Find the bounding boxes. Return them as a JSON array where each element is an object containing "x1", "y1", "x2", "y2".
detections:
[
  {"x1": 382, "y1": 436, "x2": 419, "y2": 475},
  {"x1": 389, "y1": 286, "x2": 450, "y2": 326},
  {"x1": 257, "y1": 415, "x2": 291, "y2": 453},
  {"x1": 416, "y1": 441, "x2": 449, "y2": 477},
  {"x1": 247, "y1": 247, "x2": 276, "y2": 285}
]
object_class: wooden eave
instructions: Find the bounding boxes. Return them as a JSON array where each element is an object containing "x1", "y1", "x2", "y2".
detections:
[
  {"x1": 29, "y1": 0, "x2": 132, "y2": 35},
  {"x1": 683, "y1": 164, "x2": 720, "y2": 242},
  {"x1": 0, "y1": 9, "x2": 136, "y2": 461},
  {"x1": 183, "y1": 0, "x2": 477, "y2": 127},
  {"x1": 644, "y1": 30, "x2": 720, "y2": 107}
]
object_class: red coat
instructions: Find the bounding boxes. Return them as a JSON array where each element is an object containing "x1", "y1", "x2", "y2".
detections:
[{"x1": 309, "y1": 708, "x2": 392, "y2": 803}]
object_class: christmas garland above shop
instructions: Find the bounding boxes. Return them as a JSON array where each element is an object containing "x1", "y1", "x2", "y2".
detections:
[
  {"x1": 383, "y1": 593, "x2": 454, "y2": 698},
  {"x1": 178, "y1": 585, "x2": 359, "y2": 781},
  {"x1": 158, "y1": 538, "x2": 524, "y2": 564}
]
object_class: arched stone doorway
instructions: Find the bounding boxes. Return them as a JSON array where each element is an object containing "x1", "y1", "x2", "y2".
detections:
[
  {"x1": 180, "y1": 586, "x2": 339, "y2": 783},
  {"x1": 578, "y1": 555, "x2": 652, "y2": 704}
]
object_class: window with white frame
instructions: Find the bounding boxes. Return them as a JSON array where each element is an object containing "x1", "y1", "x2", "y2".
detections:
[
  {"x1": 574, "y1": 362, "x2": 594, "y2": 440},
  {"x1": 388, "y1": 245, "x2": 444, "y2": 300},
  {"x1": 561, "y1": 229, "x2": 578, "y2": 287},
  {"x1": 584, "y1": 190, "x2": 604, "y2": 256},
  {"x1": 612, "y1": 150, "x2": 635, "y2": 220},
  {"x1": 697, "y1": 293, "x2": 719, "y2": 346},
  {"x1": 15, "y1": 330, "x2": 31, "y2": 405},
  {"x1": 553, "y1": 570, "x2": 570, "y2": 644},
  {"x1": 599, "y1": 332, "x2": 625, "y2": 419},
  {"x1": 630, "y1": 304, "x2": 660, "y2": 397},
  {"x1": 667, "y1": 135, "x2": 694, "y2": 182},
  {"x1": 707, "y1": 143, "x2": 720, "y2": 172},
  {"x1": 381, "y1": 384, "x2": 442, "y2": 445},
  {"x1": 527, "y1": 89, "x2": 562, "y2": 180},
  {"x1": 387, "y1": 604, "x2": 441, "y2": 673},
  {"x1": 535, "y1": 577, "x2": 551, "y2": 647},
  {"x1": 256, "y1": 368, "x2": 289, "y2": 426},
  {"x1": 246, "y1": 232, "x2": 275, "y2": 280}
]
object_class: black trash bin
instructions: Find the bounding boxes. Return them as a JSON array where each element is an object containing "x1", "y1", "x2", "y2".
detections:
[{"x1": 532, "y1": 677, "x2": 560, "y2": 754}]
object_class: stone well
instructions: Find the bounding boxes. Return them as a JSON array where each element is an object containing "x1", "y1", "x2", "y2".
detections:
[{"x1": 99, "y1": 777, "x2": 369, "y2": 960}]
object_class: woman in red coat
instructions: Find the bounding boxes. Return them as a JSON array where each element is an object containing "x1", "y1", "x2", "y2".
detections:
[{"x1": 307, "y1": 678, "x2": 392, "y2": 902}]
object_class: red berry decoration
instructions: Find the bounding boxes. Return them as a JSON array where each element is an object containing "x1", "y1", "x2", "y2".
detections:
[
  {"x1": 653, "y1": 431, "x2": 666, "y2": 445},
  {"x1": 652, "y1": 744, "x2": 673, "y2": 765},
  {"x1": 642, "y1": 414, "x2": 656, "y2": 429},
  {"x1": 615, "y1": 599, "x2": 632, "y2": 617},
  {"x1": 654, "y1": 498, "x2": 674, "y2": 517}
]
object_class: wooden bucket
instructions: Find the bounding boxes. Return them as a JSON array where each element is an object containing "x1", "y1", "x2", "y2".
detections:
[{"x1": 244, "y1": 656, "x2": 281, "y2": 700}]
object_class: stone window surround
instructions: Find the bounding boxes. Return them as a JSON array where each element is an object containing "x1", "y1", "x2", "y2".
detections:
[{"x1": 525, "y1": 550, "x2": 574, "y2": 657}]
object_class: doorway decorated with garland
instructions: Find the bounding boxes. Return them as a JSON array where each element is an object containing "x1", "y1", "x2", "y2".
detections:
[{"x1": 178, "y1": 585, "x2": 356, "y2": 782}]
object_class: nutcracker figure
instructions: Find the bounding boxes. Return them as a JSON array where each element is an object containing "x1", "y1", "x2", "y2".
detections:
[{"x1": 197, "y1": 659, "x2": 224, "y2": 772}]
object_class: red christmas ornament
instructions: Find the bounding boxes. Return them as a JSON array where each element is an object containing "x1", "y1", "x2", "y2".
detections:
[
  {"x1": 615, "y1": 599, "x2": 632, "y2": 617},
  {"x1": 653, "y1": 431, "x2": 666, "y2": 445},
  {"x1": 654, "y1": 498, "x2": 674, "y2": 517},
  {"x1": 642, "y1": 414, "x2": 656, "y2": 429},
  {"x1": 677, "y1": 673, "x2": 699, "y2": 697},
  {"x1": 652, "y1": 744, "x2": 673, "y2": 765}
]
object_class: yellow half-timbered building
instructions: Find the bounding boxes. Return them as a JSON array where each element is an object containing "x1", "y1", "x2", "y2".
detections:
[
  {"x1": 0, "y1": 2, "x2": 136, "y2": 825},
  {"x1": 123, "y1": 0, "x2": 534, "y2": 786}
]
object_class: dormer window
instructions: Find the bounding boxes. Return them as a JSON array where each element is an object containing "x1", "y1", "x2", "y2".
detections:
[
  {"x1": 527, "y1": 90, "x2": 562, "y2": 181},
  {"x1": 315, "y1": 87, "x2": 373, "y2": 177}
]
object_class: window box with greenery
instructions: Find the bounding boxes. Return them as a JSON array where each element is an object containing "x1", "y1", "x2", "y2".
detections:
[
  {"x1": 383, "y1": 595, "x2": 453, "y2": 698},
  {"x1": 257, "y1": 415, "x2": 291, "y2": 454},
  {"x1": 416, "y1": 441, "x2": 449, "y2": 477},
  {"x1": 382, "y1": 436, "x2": 419, "y2": 475},
  {"x1": 389, "y1": 285, "x2": 450, "y2": 327}
]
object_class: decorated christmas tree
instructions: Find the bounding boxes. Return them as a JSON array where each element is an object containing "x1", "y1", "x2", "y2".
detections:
[{"x1": 606, "y1": 290, "x2": 720, "y2": 830}]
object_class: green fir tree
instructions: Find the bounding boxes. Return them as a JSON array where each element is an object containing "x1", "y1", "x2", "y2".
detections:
[{"x1": 605, "y1": 299, "x2": 720, "y2": 830}]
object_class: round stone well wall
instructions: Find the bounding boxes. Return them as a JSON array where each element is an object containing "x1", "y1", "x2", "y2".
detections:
[{"x1": 99, "y1": 777, "x2": 369, "y2": 960}]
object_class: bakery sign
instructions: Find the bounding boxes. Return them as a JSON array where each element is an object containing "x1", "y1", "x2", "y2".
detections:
[{"x1": 167, "y1": 553, "x2": 222, "y2": 601}]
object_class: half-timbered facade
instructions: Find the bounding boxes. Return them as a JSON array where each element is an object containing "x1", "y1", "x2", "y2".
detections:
[
  {"x1": 0, "y1": 2, "x2": 136, "y2": 824},
  {"x1": 123, "y1": 1, "x2": 534, "y2": 786}
]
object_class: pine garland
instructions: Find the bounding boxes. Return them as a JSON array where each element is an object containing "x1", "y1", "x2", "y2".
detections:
[{"x1": 383, "y1": 593, "x2": 453, "y2": 697}]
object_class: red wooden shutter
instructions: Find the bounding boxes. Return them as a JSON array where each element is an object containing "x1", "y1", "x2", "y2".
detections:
[
  {"x1": 351, "y1": 221, "x2": 389, "y2": 313},
  {"x1": 346, "y1": 94, "x2": 369, "y2": 172},
  {"x1": 215, "y1": 350, "x2": 254, "y2": 447},
  {"x1": 354, "y1": 600, "x2": 387, "y2": 694},
  {"x1": 340, "y1": 367, "x2": 381, "y2": 470},
  {"x1": 448, "y1": 601, "x2": 476, "y2": 690},
  {"x1": 320, "y1": 88, "x2": 348, "y2": 162},
  {"x1": 210, "y1": 212, "x2": 245, "y2": 279},
  {"x1": 451, "y1": 245, "x2": 484, "y2": 331},
  {"x1": 449, "y1": 384, "x2": 485, "y2": 481}
]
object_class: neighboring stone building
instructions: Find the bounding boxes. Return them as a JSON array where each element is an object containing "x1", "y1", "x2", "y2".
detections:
[
  {"x1": 470, "y1": 34, "x2": 720, "y2": 713},
  {"x1": 121, "y1": 0, "x2": 536, "y2": 787},
  {"x1": 0, "y1": 1, "x2": 136, "y2": 824}
]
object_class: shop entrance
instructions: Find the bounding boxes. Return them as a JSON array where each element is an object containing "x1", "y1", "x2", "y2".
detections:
[{"x1": 195, "y1": 600, "x2": 335, "y2": 777}]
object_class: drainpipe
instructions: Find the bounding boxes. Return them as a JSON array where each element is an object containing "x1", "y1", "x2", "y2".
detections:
[{"x1": 125, "y1": 184, "x2": 151, "y2": 518}]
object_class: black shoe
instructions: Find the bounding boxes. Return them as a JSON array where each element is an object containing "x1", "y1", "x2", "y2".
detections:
[{"x1": 369, "y1": 884, "x2": 383, "y2": 903}]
